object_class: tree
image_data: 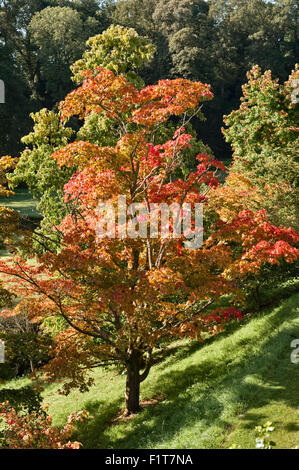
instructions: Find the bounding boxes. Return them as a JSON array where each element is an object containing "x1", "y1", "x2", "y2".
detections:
[
  {"x1": 0, "y1": 43, "x2": 32, "y2": 156},
  {"x1": 0, "y1": 403, "x2": 89, "y2": 448},
  {"x1": 110, "y1": 0, "x2": 171, "y2": 83},
  {"x1": 223, "y1": 64, "x2": 299, "y2": 230},
  {"x1": 7, "y1": 109, "x2": 74, "y2": 240},
  {"x1": 29, "y1": 6, "x2": 99, "y2": 104},
  {"x1": 1, "y1": 68, "x2": 298, "y2": 415},
  {"x1": 153, "y1": 0, "x2": 213, "y2": 80},
  {"x1": 70, "y1": 24, "x2": 156, "y2": 87},
  {"x1": 0, "y1": 0, "x2": 56, "y2": 102},
  {"x1": 0, "y1": 0, "x2": 109, "y2": 157},
  {"x1": 111, "y1": 0, "x2": 158, "y2": 38},
  {"x1": 0, "y1": 155, "x2": 18, "y2": 242},
  {"x1": 0, "y1": 0, "x2": 105, "y2": 107},
  {"x1": 8, "y1": 25, "x2": 212, "y2": 239},
  {"x1": 0, "y1": 156, "x2": 18, "y2": 308},
  {"x1": 7, "y1": 26, "x2": 156, "y2": 239}
]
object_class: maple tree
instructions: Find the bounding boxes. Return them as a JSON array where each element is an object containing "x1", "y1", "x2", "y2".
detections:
[
  {"x1": 205, "y1": 64, "x2": 299, "y2": 307},
  {"x1": 1, "y1": 67, "x2": 298, "y2": 415},
  {"x1": 8, "y1": 25, "x2": 213, "y2": 246},
  {"x1": 223, "y1": 64, "x2": 299, "y2": 230},
  {"x1": 0, "y1": 156, "x2": 18, "y2": 308}
]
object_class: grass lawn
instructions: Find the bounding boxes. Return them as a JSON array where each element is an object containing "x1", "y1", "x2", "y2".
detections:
[
  {"x1": 4, "y1": 292, "x2": 299, "y2": 449},
  {"x1": 0, "y1": 188, "x2": 40, "y2": 219}
]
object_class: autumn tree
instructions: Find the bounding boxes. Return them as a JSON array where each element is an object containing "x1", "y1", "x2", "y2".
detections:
[
  {"x1": 206, "y1": 64, "x2": 299, "y2": 307},
  {"x1": 0, "y1": 156, "x2": 18, "y2": 308},
  {"x1": 8, "y1": 25, "x2": 212, "y2": 240},
  {"x1": 223, "y1": 64, "x2": 299, "y2": 230},
  {"x1": 0, "y1": 155, "x2": 18, "y2": 245},
  {"x1": 1, "y1": 67, "x2": 299, "y2": 415}
]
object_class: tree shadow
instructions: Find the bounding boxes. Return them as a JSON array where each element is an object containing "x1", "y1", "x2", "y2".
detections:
[
  {"x1": 283, "y1": 422, "x2": 299, "y2": 432},
  {"x1": 153, "y1": 314, "x2": 254, "y2": 369},
  {"x1": 74, "y1": 396, "x2": 124, "y2": 448}
]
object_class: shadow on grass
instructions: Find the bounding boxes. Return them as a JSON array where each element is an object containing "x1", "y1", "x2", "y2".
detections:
[
  {"x1": 73, "y1": 396, "x2": 125, "y2": 448},
  {"x1": 74, "y1": 294, "x2": 299, "y2": 449},
  {"x1": 283, "y1": 422, "x2": 299, "y2": 432},
  {"x1": 153, "y1": 314, "x2": 254, "y2": 370}
]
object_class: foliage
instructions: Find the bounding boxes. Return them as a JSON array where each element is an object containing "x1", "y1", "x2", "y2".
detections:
[
  {"x1": 1, "y1": 0, "x2": 298, "y2": 158},
  {"x1": 1, "y1": 65, "x2": 298, "y2": 416},
  {"x1": 7, "y1": 109, "x2": 74, "y2": 248},
  {"x1": 255, "y1": 422, "x2": 276, "y2": 449},
  {"x1": 73, "y1": 25, "x2": 157, "y2": 147},
  {"x1": 7, "y1": 27, "x2": 156, "y2": 237},
  {"x1": 71, "y1": 24, "x2": 156, "y2": 87},
  {"x1": 7, "y1": 291, "x2": 297, "y2": 449},
  {"x1": 206, "y1": 168, "x2": 299, "y2": 310},
  {"x1": 8, "y1": 109, "x2": 73, "y2": 205},
  {"x1": 0, "y1": 306, "x2": 52, "y2": 379},
  {"x1": 0, "y1": 155, "x2": 16, "y2": 198},
  {"x1": 153, "y1": 0, "x2": 213, "y2": 80},
  {"x1": 223, "y1": 65, "x2": 299, "y2": 229},
  {"x1": 110, "y1": 0, "x2": 170, "y2": 84},
  {"x1": 0, "y1": 0, "x2": 104, "y2": 106},
  {"x1": 0, "y1": 43, "x2": 31, "y2": 156},
  {"x1": 0, "y1": 386, "x2": 42, "y2": 414},
  {"x1": 28, "y1": 6, "x2": 91, "y2": 102},
  {"x1": 0, "y1": 156, "x2": 18, "y2": 307},
  {"x1": 230, "y1": 421, "x2": 276, "y2": 449},
  {"x1": 0, "y1": 402, "x2": 89, "y2": 449},
  {"x1": 8, "y1": 25, "x2": 211, "y2": 241},
  {"x1": 0, "y1": 156, "x2": 19, "y2": 252}
]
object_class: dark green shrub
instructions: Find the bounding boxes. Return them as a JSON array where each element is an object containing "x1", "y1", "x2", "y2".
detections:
[
  {"x1": 0, "y1": 313, "x2": 52, "y2": 379},
  {"x1": 0, "y1": 385, "x2": 42, "y2": 414}
]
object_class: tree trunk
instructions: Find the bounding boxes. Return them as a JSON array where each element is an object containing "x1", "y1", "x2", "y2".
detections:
[{"x1": 125, "y1": 353, "x2": 142, "y2": 415}]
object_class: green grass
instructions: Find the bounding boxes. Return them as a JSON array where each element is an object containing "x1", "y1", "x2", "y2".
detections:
[
  {"x1": 3, "y1": 292, "x2": 298, "y2": 449},
  {"x1": 0, "y1": 188, "x2": 40, "y2": 219}
]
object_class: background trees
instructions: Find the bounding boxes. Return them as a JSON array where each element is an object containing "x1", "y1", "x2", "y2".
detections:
[
  {"x1": 0, "y1": 43, "x2": 31, "y2": 156},
  {"x1": 1, "y1": 0, "x2": 297, "y2": 160},
  {"x1": 28, "y1": 6, "x2": 95, "y2": 104}
]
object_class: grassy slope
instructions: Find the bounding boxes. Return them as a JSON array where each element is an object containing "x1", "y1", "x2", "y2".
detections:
[{"x1": 4, "y1": 292, "x2": 299, "y2": 449}]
